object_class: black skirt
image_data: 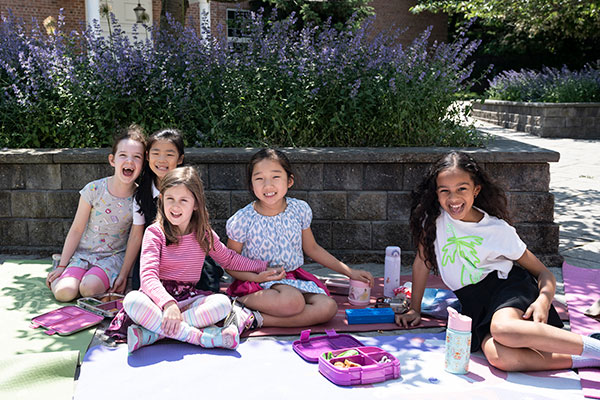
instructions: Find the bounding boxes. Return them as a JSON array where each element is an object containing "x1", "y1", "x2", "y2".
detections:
[{"x1": 453, "y1": 266, "x2": 563, "y2": 352}]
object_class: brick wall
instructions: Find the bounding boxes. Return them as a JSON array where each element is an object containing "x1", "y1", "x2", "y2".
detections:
[
  {"x1": 0, "y1": 139, "x2": 562, "y2": 267},
  {"x1": 0, "y1": 0, "x2": 85, "y2": 34},
  {"x1": 368, "y1": 0, "x2": 447, "y2": 46}
]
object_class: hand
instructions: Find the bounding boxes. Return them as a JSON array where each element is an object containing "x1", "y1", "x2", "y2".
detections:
[
  {"x1": 46, "y1": 267, "x2": 65, "y2": 288},
  {"x1": 256, "y1": 267, "x2": 286, "y2": 283},
  {"x1": 162, "y1": 301, "x2": 182, "y2": 337},
  {"x1": 395, "y1": 309, "x2": 421, "y2": 328},
  {"x1": 348, "y1": 269, "x2": 374, "y2": 287},
  {"x1": 522, "y1": 295, "x2": 551, "y2": 323},
  {"x1": 110, "y1": 275, "x2": 127, "y2": 294}
]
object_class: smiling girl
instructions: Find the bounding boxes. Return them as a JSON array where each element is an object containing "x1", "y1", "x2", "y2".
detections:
[
  {"x1": 223, "y1": 149, "x2": 373, "y2": 332},
  {"x1": 117, "y1": 166, "x2": 269, "y2": 352},
  {"x1": 396, "y1": 151, "x2": 600, "y2": 372},
  {"x1": 46, "y1": 125, "x2": 146, "y2": 301}
]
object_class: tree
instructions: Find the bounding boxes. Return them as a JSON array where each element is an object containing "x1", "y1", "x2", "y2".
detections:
[
  {"x1": 411, "y1": 0, "x2": 600, "y2": 41},
  {"x1": 250, "y1": 0, "x2": 374, "y2": 30}
]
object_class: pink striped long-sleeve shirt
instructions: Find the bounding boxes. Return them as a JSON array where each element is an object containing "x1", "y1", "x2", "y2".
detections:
[{"x1": 140, "y1": 223, "x2": 268, "y2": 309}]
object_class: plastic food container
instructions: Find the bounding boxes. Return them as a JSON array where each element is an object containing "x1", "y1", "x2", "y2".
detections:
[{"x1": 293, "y1": 329, "x2": 400, "y2": 386}]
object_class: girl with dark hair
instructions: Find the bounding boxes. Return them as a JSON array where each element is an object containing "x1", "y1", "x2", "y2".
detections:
[
  {"x1": 223, "y1": 149, "x2": 373, "y2": 332},
  {"x1": 130, "y1": 128, "x2": 221, "y2": 292},
  {"x1": 397, "y1": 151, "x2": 600, "y2": 372}
]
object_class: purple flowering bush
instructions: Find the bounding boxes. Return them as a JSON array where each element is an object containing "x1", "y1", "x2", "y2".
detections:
[
  {"x1": 486, "y1": 64, "x2": 600, "y2": 103},
  {"x1": 1, "y1": 11, "x2": 483, "y2": 148}
]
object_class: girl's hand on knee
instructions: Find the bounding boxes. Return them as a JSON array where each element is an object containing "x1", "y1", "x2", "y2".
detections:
[
  {"x1": 349, "y1": 269, "x2": 374, "y2": 287},
  {"x1": 162, "y1": 301, "x2": 182, "y2": 336},
  {"x1": 46, "y1": 267, "x2": 65, "y2": 288},
  {"x1": 523, "y1": 297, "x2": 550, "y2": 323}
]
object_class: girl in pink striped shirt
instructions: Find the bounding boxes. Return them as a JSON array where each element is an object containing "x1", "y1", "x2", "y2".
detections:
[{"x1": 117, "y1": 166, "x2": 270, "y2": 353}]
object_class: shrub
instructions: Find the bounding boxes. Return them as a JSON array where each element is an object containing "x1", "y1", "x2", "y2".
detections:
[
  {"x1": 0, "y1": 11, "x2": 484, "y2": 148},
  {"x1": 486, "y1": 64, "x2": 600, "y2": 103}
]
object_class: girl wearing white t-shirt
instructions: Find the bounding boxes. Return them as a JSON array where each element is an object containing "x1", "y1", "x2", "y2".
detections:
[{"x1": 397, "y1": 151, "x2": 600, "y2": 372}]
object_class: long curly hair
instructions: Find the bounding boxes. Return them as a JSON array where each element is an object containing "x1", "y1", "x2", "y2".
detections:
[
  {"x1": 410, "y1": 151, "x2": 512, "y2": 274},
  {"x1": 156, "y1": 166, "x2": 214, "y2": 252}
]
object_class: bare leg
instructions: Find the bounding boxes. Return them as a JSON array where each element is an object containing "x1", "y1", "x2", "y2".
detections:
[
  {"x1": 79, "y1": 274, "x2": 107, "y2": 297},
  {"x1": 239, "y1": 286, "x2": 337, "y2": 327},
  {"x1": 480, "y1": 307, "x2": 581, "y2": 371},
  {"x1": 51, "y1": 276, "x2": 80, "y2": 302}
]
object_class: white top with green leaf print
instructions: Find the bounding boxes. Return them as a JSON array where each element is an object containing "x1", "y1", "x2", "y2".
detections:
[{"x1": 435, "y1": 208, "x2": 527, "y2": 291}]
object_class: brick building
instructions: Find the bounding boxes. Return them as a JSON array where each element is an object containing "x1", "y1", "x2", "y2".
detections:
[{"x1": 0, "y1": 1, "x2": 446, "y2": 46}]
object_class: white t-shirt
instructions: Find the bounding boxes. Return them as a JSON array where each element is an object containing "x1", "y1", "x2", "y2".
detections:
[
  {"x1": 132, "y1": 181, "x2": 160, "y2": 226},
  {"x1": 434, "y1": 208, "x2": 527, "y2": 291}
]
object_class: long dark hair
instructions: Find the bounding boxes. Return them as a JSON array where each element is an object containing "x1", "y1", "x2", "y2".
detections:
[
  {"x1": 135, "y1": 128, "x2": 185, "y2": 228},
  {"x1": 246, "y1": 148, "x2": 295, "y2": 199},
  {"x1": 156, "y1": 166, "x2": 214, "y2": 251},
  {"x1": 410, "y1": 151, "x2": 511, "y2": 274}
]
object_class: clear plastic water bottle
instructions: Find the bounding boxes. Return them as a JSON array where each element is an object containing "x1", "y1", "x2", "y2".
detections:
[
  {"x1": 384, "y1": 246, "x2": 401, "y2": 298},
  {"x1": 445, "y1": 306, "x2": 472, "y2": 374}
]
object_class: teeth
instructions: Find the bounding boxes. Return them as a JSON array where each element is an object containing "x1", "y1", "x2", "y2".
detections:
[{"x1": 265, "y1": 192, "x2": 275, "y2": 196}]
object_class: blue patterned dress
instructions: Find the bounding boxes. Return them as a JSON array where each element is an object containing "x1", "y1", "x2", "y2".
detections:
[{"x1": 225, "y1": 197, "x2": 328, "y2": 296}]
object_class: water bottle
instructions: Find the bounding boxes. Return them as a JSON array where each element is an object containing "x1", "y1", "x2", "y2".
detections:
[
  {"x1": 445, "y1": 306, "x2": 472, "y2": 374},
  {"x1": 384, "y1": 246, "x2": 401, "y2": 298}
]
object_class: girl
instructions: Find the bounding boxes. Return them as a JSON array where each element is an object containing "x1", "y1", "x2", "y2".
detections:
[
  {"x1": 129, "y1": 128, "x2": 222, "y2": 291},
  {"x1": 223, "y1": 149, "x2": 374, "y2": 331},
  {"x1": 46, "y1": 125, "x2": 146, "y2": 301},
  {"x1": 396, "y1": 151, "x2": 600, "y2": 372},
  {"x1": 119, "y1": 166, "x2": 270, "y2": 353}
]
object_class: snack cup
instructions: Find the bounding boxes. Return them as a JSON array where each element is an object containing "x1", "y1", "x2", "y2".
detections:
[{"x1": 348, "y1": 279, "x2": 371, "y2": 306}]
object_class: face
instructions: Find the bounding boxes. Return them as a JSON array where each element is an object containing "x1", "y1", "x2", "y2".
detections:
[
  {"x1": 148, "y1": 140, "x2": 184, "y2": 182},
  {"x1": 436, "y1": 167, "x2": 482, "y2": 222},
  {"x1": 162, "y1": 184, "x2": 197, "y2": 234},
  {"x1": 251, "y1": 159, "x2": 293, "y2": 212},
  {"x1": 109, "y1": 138, "x2": 145, "y2": 185}
]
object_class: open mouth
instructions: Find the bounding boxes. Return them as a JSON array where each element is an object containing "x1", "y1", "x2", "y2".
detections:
[
  {"x1": 264, "y1": 192, "x2": 276, "y2": 198},
  {"x1": 122, "y1": 167, "x2": 135, "y2": 177},
  {"x1": 448, "y1": 203, "x2": 464, "y2": 215}
]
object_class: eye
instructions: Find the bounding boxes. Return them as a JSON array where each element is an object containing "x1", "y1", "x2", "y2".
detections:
[{"x1": 254, "y1": 177, "x2": 263, "y2": 181}]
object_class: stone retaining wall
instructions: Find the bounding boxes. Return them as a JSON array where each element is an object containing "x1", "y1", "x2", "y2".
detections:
[
  {"x1": 472, "y1": 100, "x2": 600, "y2": 139},
  {"x1": 0, "y1": 135, "x2": 562, "y2": 266}
]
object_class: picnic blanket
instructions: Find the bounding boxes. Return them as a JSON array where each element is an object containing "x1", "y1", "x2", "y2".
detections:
[
  {"x1": 244, "y1": 273, "x2": 569, "y2": 337},
  {"x1": 0, "y1": 259, "x2": 97, "y2": 400},
  {"x1": 74, "y1": 332, "x2": 583, "y2": 400},
  {"x1": 563, "y1": 262, "x2": 600, "y2": 399}
]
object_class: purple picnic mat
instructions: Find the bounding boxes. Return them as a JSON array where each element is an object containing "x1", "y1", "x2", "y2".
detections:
[{"x1": 563, "y1": 262, "x2": 600, "y2": 399}]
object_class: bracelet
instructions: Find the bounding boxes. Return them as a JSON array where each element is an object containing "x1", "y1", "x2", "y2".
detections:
[{"x1": 56, "y1": 265, "x2": 67, "y2": 269}]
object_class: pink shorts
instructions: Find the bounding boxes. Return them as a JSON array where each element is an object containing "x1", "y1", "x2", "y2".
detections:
[{"x1": 60, "y1": 266, "x2": 110, "y2": 291}]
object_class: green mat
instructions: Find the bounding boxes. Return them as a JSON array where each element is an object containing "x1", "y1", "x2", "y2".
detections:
[
  {"x1": 0, "y1": 259, "x2": 98, "y2": 399},
  {"x1": 0, "y1": 351, "x2": 79, "y2": 400}
]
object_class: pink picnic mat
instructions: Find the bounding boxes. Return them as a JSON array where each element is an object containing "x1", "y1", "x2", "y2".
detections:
[
  {"x1": 563, "y1": 262, "x2": 600, "y2": 399},
  {"x1": 238, "y1": 273, "x2": 568, "y2": 338}
]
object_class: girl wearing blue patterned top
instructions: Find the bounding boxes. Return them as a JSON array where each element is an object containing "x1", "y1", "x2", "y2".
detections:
[{"x1": 224, "y1": 149, "x2": 373, "y2": 331}]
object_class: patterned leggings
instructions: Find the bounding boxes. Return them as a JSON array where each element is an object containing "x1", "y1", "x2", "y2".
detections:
[{"x1": 123, "y1": 291, "x2": 232, "y2": 346}]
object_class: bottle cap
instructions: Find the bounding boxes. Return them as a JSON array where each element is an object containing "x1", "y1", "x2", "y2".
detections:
[
  {"x1": 386, "y1": 246, "x2": 401, "y2": 257},
  {"x1": 447, "y1": 306, "x2": 471, "y2": 332}
]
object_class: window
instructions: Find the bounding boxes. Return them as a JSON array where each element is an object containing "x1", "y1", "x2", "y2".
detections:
[{"x1": 227, "y1": 9, "x2": 251, "y2": 43}]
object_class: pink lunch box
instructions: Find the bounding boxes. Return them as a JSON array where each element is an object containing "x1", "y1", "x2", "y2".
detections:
[
  {"x1": 30, "y1": 293, "x2": 124, "y2": 336},
  {"x1": 293, "y1": 329, "x2": 400, "y2": 386}
]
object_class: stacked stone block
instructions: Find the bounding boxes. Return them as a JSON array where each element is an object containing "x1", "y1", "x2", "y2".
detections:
[
  {"x1": 0, "y1": 140, "x2": 562, "y2": 266},
  {"x1": 472, "y1": 100, "x2": 600, "y2": 139}
]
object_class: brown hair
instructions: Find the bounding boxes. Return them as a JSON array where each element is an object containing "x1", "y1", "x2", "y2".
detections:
[
  {"x1": 111, "y1": 124, "x2": 146, "y2": 155},
  {"x1": 156, "y1": 166, "x2": 214, "y2": 251}
]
